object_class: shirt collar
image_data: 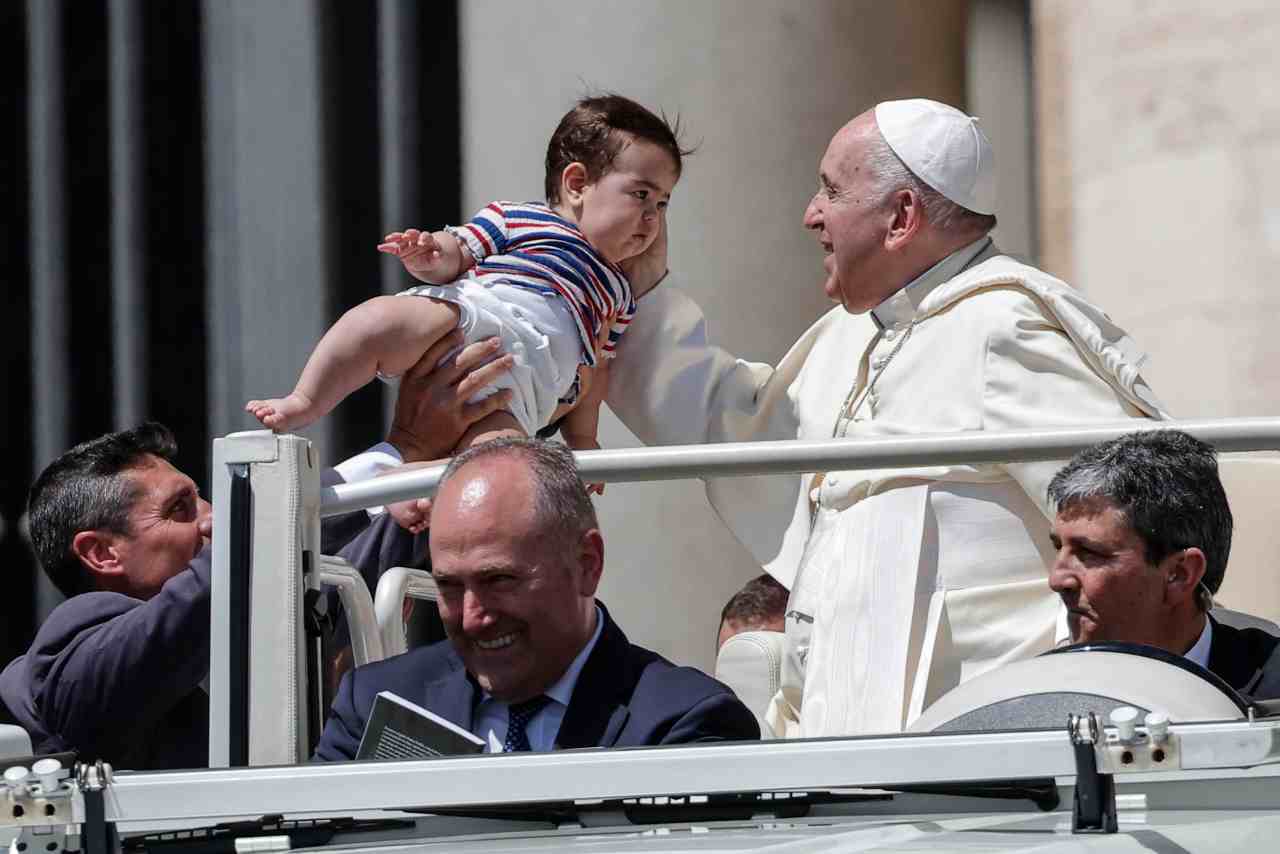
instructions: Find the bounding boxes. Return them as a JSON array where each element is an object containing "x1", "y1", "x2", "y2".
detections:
[
  {"x1": 543, "y1": 603, "x2": 606, "y2": 707},
  {"x1": 1184, "y1": 617, "x2": 1213, "y2": 669},
  {"x1": 479, "y1": 604, "x2": 605, "y2": 709},
  {"x1": 870, "y1": 236, "x2": 994, "y2": 331}
]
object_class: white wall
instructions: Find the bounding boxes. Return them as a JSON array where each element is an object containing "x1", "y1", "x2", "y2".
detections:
[
  {"x1": 1035, "y1": 0, "x2": 1280, "y2": 419},
  {"x1": 459, "y1": 1, "x2": 967, "y2": 671}
]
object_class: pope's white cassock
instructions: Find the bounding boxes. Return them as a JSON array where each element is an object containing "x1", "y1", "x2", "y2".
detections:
[{"x1": 606, "y1": 236, "x2": 1168, "y2": 737}]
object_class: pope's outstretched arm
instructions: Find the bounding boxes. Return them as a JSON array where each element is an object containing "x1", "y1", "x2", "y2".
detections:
[
  {"x1": 606, "y1": 280, "x2": 856, "y2": 584},
  {"x1": 606, "y1": 283, "x2": 840, "y2": 448}
]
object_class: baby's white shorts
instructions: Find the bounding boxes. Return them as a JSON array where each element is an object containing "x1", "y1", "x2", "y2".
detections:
[{"x1": 395, "y1": 279, "x2": 583, "y2": 437}]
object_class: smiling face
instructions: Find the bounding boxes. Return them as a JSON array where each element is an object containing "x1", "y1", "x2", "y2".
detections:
[
  {"x1": 1049, "y1": 499, "x2": 1192, "y2": 648},
  {"x1": 109, "y1": 456, "x2": 212, "y2": 598},
  {"x1": 802, "y1": 116, "x2": 902, "y2": 313},
  {"x1": 565, "y1": 136, "x2": 680, "y2": 265},
  {"x1": 429, "y1": 456, "x2": 602, "y2": 702}
]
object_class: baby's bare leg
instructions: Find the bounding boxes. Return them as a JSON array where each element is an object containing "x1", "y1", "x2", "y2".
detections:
[{"x1": 247, "y1": 295, "x2": 462, "y2": 431}]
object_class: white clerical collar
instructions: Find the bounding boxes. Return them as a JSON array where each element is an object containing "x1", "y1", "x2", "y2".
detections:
[
  {"x1": 870, "y1": 236, "x2": 994, "y2": 331},
  {"x1": 1183, "y1": 616, "x2": 1213, "y2": 670}
]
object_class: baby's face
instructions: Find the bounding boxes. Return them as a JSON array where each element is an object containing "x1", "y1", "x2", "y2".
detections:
[{"x1": 576, "y1": 139, "x2": 679, "y2": 264}]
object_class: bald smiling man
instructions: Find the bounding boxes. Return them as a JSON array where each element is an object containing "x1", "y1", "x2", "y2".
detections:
[{"x1": 314, "y1": 438, "x2": 758, "y2": 760}]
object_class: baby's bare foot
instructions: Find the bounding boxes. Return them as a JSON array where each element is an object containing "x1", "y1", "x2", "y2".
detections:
[{"x1": 245, "y1": 392, "x2": 316, "y2": 432}]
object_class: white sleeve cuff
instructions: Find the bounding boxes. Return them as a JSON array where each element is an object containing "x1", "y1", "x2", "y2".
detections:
[{"x1": 333, "y1": 443, "x2": 405, "y2": 516}]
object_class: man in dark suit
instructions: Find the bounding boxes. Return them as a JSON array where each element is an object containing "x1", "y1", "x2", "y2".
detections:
[
  {"x1": 314, "y1": 439, "x2": 759, "y2": 760},
  {"x1": 1047, "y1": 429, "x2": 1280, "y2": 700},
  {"x1": 0, "y1": 333, "x2": 518, "y2": 769}
]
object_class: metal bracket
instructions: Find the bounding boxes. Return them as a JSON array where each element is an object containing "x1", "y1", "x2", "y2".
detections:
[
  {"x1": 77, "y1": 761, "x2": 116, "y2": 854},
  {"x1": 3, "y1": 758, "x2": 82, "y2": 854},
  {"x1": 1068, "y1": 713, "x2": 1117, "y2": 834}
]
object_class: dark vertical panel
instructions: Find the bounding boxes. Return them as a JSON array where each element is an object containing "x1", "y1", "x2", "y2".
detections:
[
  {"x1": 28, "y1": 0, "x2": 72, "y2": 621},
  {"x1": 412, "y1": 3, "x2": 462, "y2": 231},
  {"x1": 226, "y1": 466, "x2": 252, "y2": 767},
  {"x1": 61, "y1": 0, "x2": 116, "y2": 441},
  {"x1": 108, "y1": 0, "x2": 146, "y2": 429},
  {"x1": 377, "y1": 0, "x2": 462, "y2": 262},
  {"x1": 318, "y1": 1, "x2": 462, "y2": 462},
  {"x1": 319, "y1": 2, "x2": 385, "y2": 463},
  {"x1": 141, "y1": 1, "x2": 209, "y2": 487},
  {"x1": 0, "y1": 0, "x2": 36, "y2": 664},
  {"x1": 381, "y1": 1, "x2": 461, "y2": 439},
  {"x1": 376, "y1": 0, "x2": 423, "y2": 299}
]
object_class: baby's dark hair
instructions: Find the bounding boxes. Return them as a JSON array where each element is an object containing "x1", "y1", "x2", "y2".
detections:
[{"x1": 544, "y1": 94, "x2": 690, "y2": 206}]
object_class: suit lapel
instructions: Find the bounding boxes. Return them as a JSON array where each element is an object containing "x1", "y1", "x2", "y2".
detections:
[
  {"x1": 420, "y1": 653, "x2": 478, "y2": 733},
  {"x1": 1208, "y1": 618, "x2": 1265, "y2": 695},
  {"x1": 555, "y1": 604, "x2": 632, "y2": 749}
]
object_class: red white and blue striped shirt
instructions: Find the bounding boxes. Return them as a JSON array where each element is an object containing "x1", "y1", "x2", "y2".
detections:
[{"x1": 445, "y1": 201, "x2": 636, "y2": 366}]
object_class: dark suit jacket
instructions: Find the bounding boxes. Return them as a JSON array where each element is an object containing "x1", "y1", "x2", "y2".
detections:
[
  {"x1": 0, "y1": 469, "x2": 419, "y2": 770},
  {"x1": 1207, "y1": 616, "x2": 1280, "y2": 701},
  {"x1": 314, "y1": 603, "x2": 760, "y2": 761}
]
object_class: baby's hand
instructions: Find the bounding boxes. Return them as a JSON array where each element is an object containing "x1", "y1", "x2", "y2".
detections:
[
  {"x1": 564, "y1": 435, "x2": 605, "y2": 495},
  {"x1": 593, "y1": 309, "x2": 619, "y2": 363},
  {"x1": 387, "y1": 496, "x2": 433, "y2": 534},
  {"x1": 378, "y1": 229, "x2": 452, "y2": 283}
]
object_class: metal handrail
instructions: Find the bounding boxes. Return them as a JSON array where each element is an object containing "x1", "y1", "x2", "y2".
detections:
[{"x1": 321, "y1": 416, "x2": 1280, "y2": 517}]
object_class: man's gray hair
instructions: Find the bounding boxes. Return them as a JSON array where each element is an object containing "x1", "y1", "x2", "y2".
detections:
[
  {"x1": 864, "y1": 129, "x2": 997, "y2": 235},
  {"x1": 1046, "y1": 429, "x2": 1232, "y2": 611},
  {"x1": 439, "y1": 437, "x2": 598, "y2": 548}
]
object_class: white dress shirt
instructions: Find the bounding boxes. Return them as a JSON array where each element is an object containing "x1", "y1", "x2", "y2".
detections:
[
  {"x1": 472, "y1": 604, "x2": 606, "y2": 752},
  {"x1": 1184, "y1": 618, "x2": 1213, "y2": 670},
  {"x1": 332, "y1": 442, "x2": 405, "y2": 514}
]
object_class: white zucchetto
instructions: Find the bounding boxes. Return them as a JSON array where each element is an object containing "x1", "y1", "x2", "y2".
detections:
[{"x1": 873, "y1": 99, "x2": 996, "y2": 216}]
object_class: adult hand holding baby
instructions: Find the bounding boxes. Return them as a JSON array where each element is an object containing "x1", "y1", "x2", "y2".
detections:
[
  {"x1": 619, "y1": 211, "x2": 669, "y2": 299},
  {"x1": 381, "y1": 330, "x2": 517, "y2": 532},
  {"x1": 387, "y1": 329, "x2": 516, "y2": 463}
]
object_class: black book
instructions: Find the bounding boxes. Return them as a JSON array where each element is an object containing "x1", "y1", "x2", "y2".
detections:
[{"x1": 356, "y1": 691, "x2": 486, "y2": 760}]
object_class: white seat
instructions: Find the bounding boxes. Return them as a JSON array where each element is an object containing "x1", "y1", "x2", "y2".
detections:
[
  {"x1": 373, "y1": 567, "x2": 439, "y2": 659},
  {"x1": 1215, "y1": 455, "x2": 1280, "y2": 625},
  {"x1": 317, "y1": 556, "x2": 384, "y2": 667},
  {"x1": 908, "y1": 649, "x2": 1247, "y2": 733},
  {"x1": 0, "y1": 724, "x2": 32, "y2": 761},
  {"x1": 714, "y1": 630, "x2": 785, "y2": 738}
]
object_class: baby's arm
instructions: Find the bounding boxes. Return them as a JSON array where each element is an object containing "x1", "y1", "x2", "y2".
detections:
[
  {"x1": 378, "y1": 228, "x2": 474, "y2": 284},
  {"x1": 560, "y1": 362, "x2": 611, "y2": 495}
]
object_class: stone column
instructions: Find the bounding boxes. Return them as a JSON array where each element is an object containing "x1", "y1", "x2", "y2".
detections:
[{"x1": 1034, "y1": 0, "x2": 1280, "y2": 418}]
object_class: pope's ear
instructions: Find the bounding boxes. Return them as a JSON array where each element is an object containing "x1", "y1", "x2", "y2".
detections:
[
  {"x1": 560, "y1": 162, "x2": 590, "y2": 205},
  {"x1": 71, "y1": 530, "x2": 126, "y2": 581},
  {"x1": 884, "y1": 187, "x2": 924, "y2": 251}
]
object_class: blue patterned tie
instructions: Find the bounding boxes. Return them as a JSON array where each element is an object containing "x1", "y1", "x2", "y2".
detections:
[{"x1": 503, "y1": 695, "x2": 551, "y2": 752}]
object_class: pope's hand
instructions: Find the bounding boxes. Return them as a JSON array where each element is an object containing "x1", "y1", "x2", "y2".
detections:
[{"x1": 620, "y1": 213, "x2": 669, "y2": 299}]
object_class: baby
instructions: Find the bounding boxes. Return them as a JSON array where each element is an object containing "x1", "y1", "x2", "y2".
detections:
[{"x1": 247, "y1": 95, "x2": 683, "y2": 498}]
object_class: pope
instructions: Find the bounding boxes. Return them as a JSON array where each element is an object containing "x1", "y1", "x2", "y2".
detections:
[{"x1": 607, "y1": 98, "x2": 1167, "y2": 737}]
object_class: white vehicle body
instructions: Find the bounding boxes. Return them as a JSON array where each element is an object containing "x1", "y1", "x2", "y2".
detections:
[{"x1": 8, "y1": 419, "x2": 1280, "y2": 853}]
